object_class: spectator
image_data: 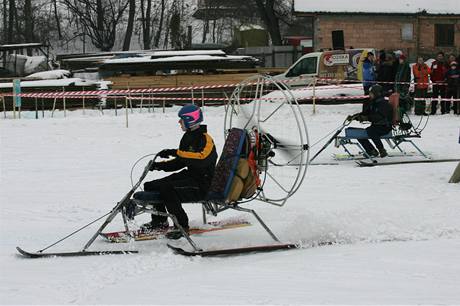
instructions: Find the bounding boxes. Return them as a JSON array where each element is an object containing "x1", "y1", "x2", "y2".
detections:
[
  {"x1": 412, "y1": 56, "x2": 431, "y2": 115},
  {"x1": 446, "y1": 61, "x2": 460, "y2": 115},
  {"x1": 377, "y1": 53, "x2": 397, "y2": 95},
  {"x1": 394, "y1": 54, "x2": 411, "y2": 97},
  {"x1": 430, "y1": 51, "x2": 448, "y2": 114},
  {"x1": 448, "y1": 54, "x2": 457, "y2": 65},
  {"x1": 362, "y1": 52, "x2": 376, "y2": 95}
]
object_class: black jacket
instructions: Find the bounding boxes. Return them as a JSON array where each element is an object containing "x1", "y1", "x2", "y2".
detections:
[
  {"x1": 156, "y1": 125, "x2": 217, "y2": 191},
  {"x1": 362, "y1": 96, "x2": 393, "y2": 127}
]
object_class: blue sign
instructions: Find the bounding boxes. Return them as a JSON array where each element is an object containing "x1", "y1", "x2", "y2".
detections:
[{"x1": 13, "y1": 79, "x2": 21, "y2": 108}]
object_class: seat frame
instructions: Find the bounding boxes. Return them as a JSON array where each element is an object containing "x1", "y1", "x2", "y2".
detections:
[
  {"x1": 335, "y1": 128, "x2": 428, "y2": 162},
  {"x1": 128, "y1": 196, "x2": 281, "y2": 252}
]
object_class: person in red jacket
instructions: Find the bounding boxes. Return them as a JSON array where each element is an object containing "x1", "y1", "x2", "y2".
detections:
[
  {"x1": 413, "y1": 56, "x2": 431, "y2": 115},
  {"x1": 430, "y1": 51, "x2": 448, "y2": 114}
]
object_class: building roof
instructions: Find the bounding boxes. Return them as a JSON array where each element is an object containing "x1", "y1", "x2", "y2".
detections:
[
  {"x1": 0, "y1": 43, "x2": 45, "y2": 51},
  {"x1": 294, "y1": 0, "x2": 460, "y2": 15}
]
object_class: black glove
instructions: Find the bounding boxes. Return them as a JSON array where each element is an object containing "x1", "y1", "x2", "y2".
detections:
[
  {"x1": 157, "y1": 149, "x2": 177, "y2": 158},
  {"x1": 357, "y1": 115, "x2": 368, "y2": 122},
  {"x1": 149, "y1": 161, "x2": 162, "y2": 171},
  {"x1": 346, "y1": 113, "x2": 359, "y2": 121}
]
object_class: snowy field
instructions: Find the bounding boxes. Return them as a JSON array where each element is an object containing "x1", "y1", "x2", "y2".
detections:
[{"x1": 1, "y1": 104, "x2": 460, "y2": 304}]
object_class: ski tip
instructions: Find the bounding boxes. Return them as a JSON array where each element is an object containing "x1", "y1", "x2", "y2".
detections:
[{"x1": 16, "y1": 247, "x2": 38, "y2": 258}]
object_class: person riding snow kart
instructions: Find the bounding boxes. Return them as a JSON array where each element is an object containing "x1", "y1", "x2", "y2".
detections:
[
  {"x1": 132, "y1": 104, "x2": 218, "y2": 239},
  {"x1": 346, "y1": 84, "x2": 393, "y2": 158}
]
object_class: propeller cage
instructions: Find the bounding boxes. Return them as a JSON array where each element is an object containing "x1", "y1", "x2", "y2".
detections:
[{"x1": 224, "y1": 74, "x2": 310, "y2": 206}]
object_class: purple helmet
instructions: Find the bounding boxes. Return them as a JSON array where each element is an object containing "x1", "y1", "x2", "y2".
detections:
[{"x1": 178, "y1": 104, "x2": 203, "y2": 129}]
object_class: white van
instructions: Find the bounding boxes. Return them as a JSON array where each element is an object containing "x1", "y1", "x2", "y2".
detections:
[{"x1": 274, "y1": 48, "x2": 375, "y2": 87}]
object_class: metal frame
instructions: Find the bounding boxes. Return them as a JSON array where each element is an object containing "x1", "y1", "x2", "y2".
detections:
[
  {"x1": 335, "y1": 132, "x2": 429, "y2": 161},
  {"x1": 224, "y1": 74, "x2": 310, "y2": 206},
  {"x1": 80, "y1": 74, "x2": 308, "y2": 253},
  {"x1": 128, "y1": 198, "x2": 282, "y2": 252}
]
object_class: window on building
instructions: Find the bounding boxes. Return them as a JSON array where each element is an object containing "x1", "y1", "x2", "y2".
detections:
[
  {"x1": 401, "y1": 23, "x2": 414, "y2": 41},
  {"x1": 286, "y1": 57, "x2": 318, "y2": 77},
  {"x1": 435, "y1": 24, "x2": 455, "y2": 47}
]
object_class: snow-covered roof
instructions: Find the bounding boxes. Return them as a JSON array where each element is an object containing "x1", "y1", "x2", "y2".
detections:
[
  {"x1": 294, "y1": 0, "x2": 460, "y2": 15},
  {"x1": 0, "y1": 78, "x2": 98, "y2": 89},
  {"x1": 103, "y1": 55, "x2": 255, "y2": 65},
  {"x1": 0, "y1": 43, "x2": 45, "y2": 50},
  {"x1": 150, "y1": 50, "x2": 225, "y2": 57},
  {"x1": 24, "y1": 70, "x2": 71, "y2": 80}
]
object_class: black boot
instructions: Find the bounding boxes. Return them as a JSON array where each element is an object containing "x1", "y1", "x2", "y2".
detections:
[
  {"x1": 378, "y1": 148, "x2": 388, "y2": 158},
  {"x1": 141, "y1": 219, "x2": 169, "y2": 232},
  {"x1": 165, "y1": 226, "x2": 189, "y2": 240},
  {"x1": 366, "y1": 149, "x2": 379, "y2": 158}
]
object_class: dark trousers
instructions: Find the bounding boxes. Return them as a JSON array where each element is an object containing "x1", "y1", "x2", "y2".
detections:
[
  {"x1": 363, "y1": 84, "x2": 371, "y2": 95},
  {"x1": 357, "y1": 125, "x2": 392, "y2": 153},
  {"x1": 143, "y1": 171, "x2": 204, "y2": 228},
  {"x1": 414, "y1": 88, "x2": 428, "y2": 115},
  {"x1": 431, "y1": 84, "x2": 446, "y2": 115},
  {"x1": 446, "y1": 87, "x2": 460, "y2": 115}
]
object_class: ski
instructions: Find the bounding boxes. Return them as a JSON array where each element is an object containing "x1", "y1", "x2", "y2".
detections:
[
  {"x1": 101, "y1": 220, "x2": 251, "y2": 243},
  {"x1": 167, "y1": 243, "x2": 299, "y2": 257},
  {"x1": 357, "y1": 158, "x2": 460, "y2": 167},
  {"x1": 333, "y1": 151, "x2": 427, "y2": 161},
  {"x1": 16, "y1": 247, "x2": 138, "y2": 258}
]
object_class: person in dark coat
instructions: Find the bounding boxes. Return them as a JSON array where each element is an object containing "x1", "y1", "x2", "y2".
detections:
[
  {"x1": 377, "y1": 53, "x2": 397, "y2": 96},
  {"x1": 139, "y1": 104, "x2": 218, "y2": 239},
  {"x1": 430, "y1": 51, "x2": 448, "y2": 114},
  {"x1": 394, "y1": 54, "x2": 411, "y2": 97},
  {"x1": 446, "y1": 61, "x2": 460, "y2": 115},
  {"x1": 347, "y1": 84, "x2": 394, "y2": 158}
]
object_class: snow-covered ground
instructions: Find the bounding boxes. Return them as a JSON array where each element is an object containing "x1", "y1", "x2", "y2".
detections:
[{"x1": 1, "y1": 104, "x2": 459, "y2": 304}]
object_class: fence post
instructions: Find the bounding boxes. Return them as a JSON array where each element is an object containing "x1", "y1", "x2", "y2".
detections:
[
  {"x1": 163, "y1": 98, "x2": 165, "y2": 113},
  {"x1": 82, "y1": 95, "x2": 86, "y2": 115},
  {"x1": 62, "y1": 87, "x2": 66, "y2": 118},
  {"x1": 125, "y1": 96, "x2": 129, "y2": 128},
  {"x1": 201, "y1": 88, "x2": 205, "y2": 110},
  {"x1": 12, "y1": 86, "x2": 16, "y2": 119},
  {"x1": 127, "y1": 82, "x2": 133, "y2": 113},
  {"x1": 140, "y1": 93, "x2": 144, "y2": 113},
  {"x1": 41, "y1": 98, "x2": 44, "y2": 118},
  {"x1": 63, "y1": 97, "x2": 66, "y2": 118},
  {"x1": 191, "y1": 87, "x2": 195, "y2": 105},
  {"x1": 51, "y1": 97, "x2": 57, "y2": 117},
  {"x1": 312, "y1": 77, "x2": 317, "y2": 115},
  {"x1": 35, "y1": 97, "x2": 38, "y2": 119},
  {"x1": 82, "y1": 86, "x2": 86, "y2": 115},
  {"x1": 2, "y1": 96, "x2": 5, "y2": 118}
]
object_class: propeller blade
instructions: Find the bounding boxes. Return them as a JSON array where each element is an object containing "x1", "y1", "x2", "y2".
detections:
[{"x1": 237, "y1": 102, "x2": 300, "y2": 160}]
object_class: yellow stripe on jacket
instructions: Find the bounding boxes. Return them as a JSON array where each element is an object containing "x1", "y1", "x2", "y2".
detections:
[{"x1": 176, "y1": 133, "x2": 214, "y2": 160}]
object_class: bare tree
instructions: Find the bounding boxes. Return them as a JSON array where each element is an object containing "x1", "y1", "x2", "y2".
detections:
[
  {"x1": 253, "y1": 0, "x2": 282, "y2": 45},
  {"x1": 140, "y1": 0, "x2": 152, "y2": 49},
  {"x1": 62, "y1": 0, "x2": 129, "y2": 51},
  {"x1": 52, "y1": 0, "x2": 63, "y2": 40},
  {"x1": 7, "y1": 0, "x2": 16, "y2": 43},
  {"x1": 122, "y1": 0, "x2": 135, "y2": 50},
  {"x1": 24, "y1": 0, "x2": 32, "y2": 44},
  {"x1": 153, "y1": 0, "x2": 166, "y2": 48},
  {"x1": 2, "y1": 0, "x2": 7, "y2": 43}
]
